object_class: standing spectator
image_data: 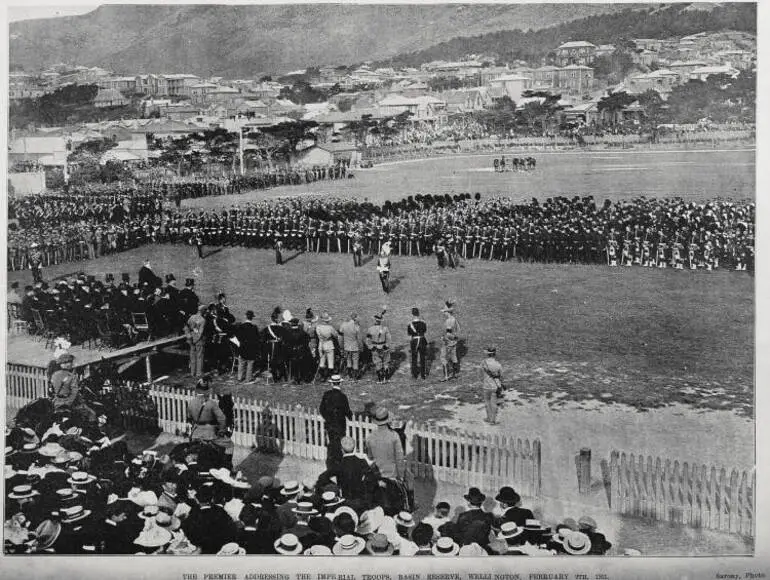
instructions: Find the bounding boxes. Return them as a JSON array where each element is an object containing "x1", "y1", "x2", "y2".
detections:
[
  {"x1": 315, "y1": 313, "x2": 338, "y2": 382},
  {"x1": 365, "y1": 408, "x2": 405, "y2": 482},
  {"x1": 319, "y1": 375, "x2": 352, "y2": 471},
  {"x1": 236, "y1": 311, "x2": 260, "y2": 384},
  {"x1": 407, "y1": 307, "x2": 428, "y2": 379},
  {"x1": 186, "y1": 378, "x2": 226, "y2": 443},
  {"x1": 138, "y1": 259, "x2": 162, "y2": 289},
  {"x1": 480, "y1": 347, "x2": 502, "y2": 425},
  {"x1": 185, "y1": 305, "x2": 207, "y2": 378},
  {"x1": 338, "y1": 313, "x2": 362, "y2": 380}
]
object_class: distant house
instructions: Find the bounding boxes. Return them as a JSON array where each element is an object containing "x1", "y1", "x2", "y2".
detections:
[
  {"x1": 296, "y1": 142, "x2": 361, "y2": 167},
  {"x1": 100, "y1": 139, "x2": 149, "y2": 165},
  {"x1": 556, "y1": 41, "x2": 597, "y2": 66},
  {"x1": 488, "y1": 74, "x2": 533, "y2": 103},
  {"x1": 94, "y1": 88, "x2": 130, "y2": 108},
  {"x1": 626, "y1": 69, "x2": 680, "y2": 96},
  {"x1": 689, "y1": 65, "x2": 739, "y2": 82},
  {"x1": 441, "y1": 89, "x2": 487, "y2": 114},
  {"x1": 377, "y1": 95, "x2": 447, "y2": 122},
  {"x1": 9, "y1": 137, "x2": 68, "y2": 167}
]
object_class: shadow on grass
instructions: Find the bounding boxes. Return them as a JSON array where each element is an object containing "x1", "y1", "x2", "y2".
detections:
[
  {"x1": 203, "y1": 248, "x2": 224, "y2": 259},
  {"x1": 281, "y1": 249, "x2": 305, "y2": 265}
]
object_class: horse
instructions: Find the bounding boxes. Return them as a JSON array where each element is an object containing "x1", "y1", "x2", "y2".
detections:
[{"x1": 493, "y1": 158, "x2": 500, "y2": 173}]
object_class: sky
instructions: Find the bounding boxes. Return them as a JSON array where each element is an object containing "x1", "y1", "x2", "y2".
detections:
[{"x1": 8, "y1": 5, "x2": 97, "y2": 23}]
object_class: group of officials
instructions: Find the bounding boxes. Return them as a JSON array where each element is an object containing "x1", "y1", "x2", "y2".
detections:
[{"x1": 218, "y1": 299, "x2": 462, "y2": 387}]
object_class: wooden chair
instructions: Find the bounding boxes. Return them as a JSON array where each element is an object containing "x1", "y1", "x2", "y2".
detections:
[{"x1": 131, "y1": 312, "x2": 151, "y2": 342}]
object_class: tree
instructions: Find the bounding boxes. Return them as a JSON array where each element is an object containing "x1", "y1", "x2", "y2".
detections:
[
  {"x1": 597, "y1": 90, "x2": 638, "y2": 126},
  {"x1": 636, "y1": 89, "x2": 667, "y2": 129},
  {"x1": 261, "y1": 120, "x2": 319, "y2": 160}
]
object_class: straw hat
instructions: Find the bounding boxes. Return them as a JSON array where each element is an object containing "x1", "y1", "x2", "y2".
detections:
[
  {"x1": 60, "y1": 505, "x2": 92, "y2": 524},
  {"x1": 459, "y1": 542, "x2": 488, "y2": 556},
  {"x1": 8, "y1": 485, "x2": 39, "y2": 500},
  {"x1": 432, "y1": 536, "x2": 460, "y2": 556},
  {"x1": 274, "y1": 533, "x2": 303, "y2": 555},
  {"x1": 67, "y1": 471, "x2": 96, "y2": 486},
  {"x1": 280, "y1": 480, "x2": 302, "y2": 496},
  {"x1": 356, "y1": 506, "x2": 385, "y2": 535},
  {"x1": 394, "y1": 511, "x2": 415, "y2": 528},
  {"x1": 304, "y1": 544, "x2": 333, "y2": 556},
  {"x1": 332, "y1": 534, "x2": 365, "y2": 556},
  {"x1": 32, "y1": 520, "x2": 62, "y2": 552},
  {"x1": 562, "y1": 531, "x2": 592, "y2": 555},
  {"x1": 498, "y1": 521, "x2": 524, "y2": 540},
  {"x1": 217, "y1": 542, "x2": 246, "y2": 555},
  {"x1": 365, "y1": 533, "x2": 394, "y2": 556},
  {"x1": 38, "y1": 442, "x2": 65, "y2": 457},
  {"x1": 291, "y1": 501, "x2": 319, "y2": 517}
]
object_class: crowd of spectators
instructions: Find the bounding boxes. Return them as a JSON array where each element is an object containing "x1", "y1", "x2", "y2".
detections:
[{"x1": 6, "y1": 403, "x2": 619, "y2": 556}]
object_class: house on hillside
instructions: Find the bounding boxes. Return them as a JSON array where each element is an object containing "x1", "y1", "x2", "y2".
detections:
[
  {"x1": 441, "y1": 89, "x2": 487, "y2": 114},
  {"x1": 377, "y1": 95, "x2": 447, "y2": 122},
  {"x1": 94, "y1": 88, "x2": 130, "y2": 108},
  {"x1": 296, "y1": 142, "x2": 361, "y2": 167},
  {"x1": 488, "y1": 74, "x2": 533, "y2": 103},
  {"x1": 556, "y1": 41, "x2": 597, "y2": 66},
  {"x1": 9, "y1": 137, "x2": 68, "y2": 167}
]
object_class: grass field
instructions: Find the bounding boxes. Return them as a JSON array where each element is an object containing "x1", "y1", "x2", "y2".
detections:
[
  {"x1": 10, "y1": 243, "x2": 753, "y2": 422},
  {"x1": 183, "y1": 148, "x2": 755, "y2": 209}
]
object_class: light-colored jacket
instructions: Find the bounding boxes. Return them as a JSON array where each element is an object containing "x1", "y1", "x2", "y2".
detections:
[
  {"x1": 338, "y1": 319, "x2": 362, "y2": 352},
  {"x1": 365, "y1": 425, "x2": 405, "y2": 479}
]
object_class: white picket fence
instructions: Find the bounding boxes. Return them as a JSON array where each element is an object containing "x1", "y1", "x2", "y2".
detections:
[
  {"x1": 5, "y1": 365, "x2": 541, "y2": 497},
  {"x1": 148, "y1": 384, "x2": 542, "y2": 496}
]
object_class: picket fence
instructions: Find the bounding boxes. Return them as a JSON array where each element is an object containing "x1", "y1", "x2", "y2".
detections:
[
  {"x1": 148, "y1": 384, "x2": 542, "y2": 497},
  {"x1": 609, "y1": 451, "x2": 754, "y2": 538},
  {"x1": 4, "y1": 365, "x2": 541, "y2": 498}
]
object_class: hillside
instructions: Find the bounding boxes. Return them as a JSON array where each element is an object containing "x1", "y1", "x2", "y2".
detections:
[
  {"x1": 9, "y1": 4, "x2": 642, "y2": 76},
  {"x1": 379, "y1": 3, "x2": 756, "y2": 68}
]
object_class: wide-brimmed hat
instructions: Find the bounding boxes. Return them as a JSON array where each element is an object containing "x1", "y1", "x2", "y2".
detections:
[
  {"x1": 60, "y1": 505, "x2": 92, "y2": 524},
  {"x1": 330, "y1": 506, "x2": 359, "y2": 528},
  {"x1": 321, "y1": 490, "x2": 344, "y2": 508},
  {"x1": 32, "y1": 520, "x2": 62, "y2": 551},
  {"x1": 464, "y1": 487, "x2": 486, "y2": 505},
  {"x1": 495, "y1": 486, "x2": 520, "y2": 505},
  {"x1": 373, "y1": 407, "x2": 390, "y2": 425},
  {"x1": 440, "y1": 302, "x2": 455, "y2": 313},
  {"x1": 332, "y1": 534, "x2": 366, "y2": 556},
  {"x1": 274, "y1": 533, "x2": 303, "y2": 555},
  {"x1": 20, "y1": 442, "x2": 40, "y2": 454},
  {"x1": 365, "y1": 533, "x2": 394, "y2": 556},
  {"x1": 224, "y1": 471, "x2": 251, "y2": 489},
  {"x1": 292, "y1": 501, "x2": 319, "y2": 517},
  {"x1": 394, "y1": 511, "x2": 415, "y2": 528},
  {"x1": 55, "y1": 488, "x2": 81, "y2": 502},
  {"x1": 280, "y1": 480, "x2": 301, "y2": 496},
  {"x1": 51, "y1": 450, "x2": 81, "y2": 465},
  {"x1": 498, "y1": 521, "x2": 524, "y2": 540},
  {"x1": 217, "y1": 542, "x2": 246, "y2": 555},
  {"x1": 139, "y1": 505, "x2": 160, "y2": 519},
  {"x1": 562, "y1": 531, "x2": 591, "y2": 555},
  {"x1": 356, "y1": 506, "x2": 385, "y2": 535},
  {"x1": 432, "y1": 536, "x2": 460, "y2": 556},
  {"x1": 459, "y1": 542, "x2": 488, "y2": 556},
  {"x1": 523, "y1": 518, "x2": 548, "y2": 531},
  {"x1": 155, "y1": 511, "x2": 181, "y2": 531},
  {"x1": 8, "y1": 484, "x2": 38, "y2": 500},
  {"x1": 304, "y1": 544, "x2": 333, "y2": 556},
  {"x1": 134, "y1": 523, "x2": 172, "y2": 548},
  {"x1": 209, "y1": 467, "x2": 231, "y2": 481},
  {"x1": 195, "y1": 379, "x2": 211, "y2": 393},
  {"x1": 38, "y1": 442, "x2": 65, "y2": 458},
  {"x1": 320, "y1": 312, "x2": 332, "y2": 323},
  {"x1": 67, "y1": 471, "x2": 96, "y2": 486},
  {"x1": 329, "y1": 374, "x2": 343, "y2": 385}
]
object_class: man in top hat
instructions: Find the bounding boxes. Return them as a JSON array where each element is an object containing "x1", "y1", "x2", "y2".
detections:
[
  {"x1": 319, "y1": 375, "x2": 352, "y2": 471},
  {"x1": 365, "y1": 408, "x2": 405, "y2": 482},
  {"x1": 235, "y1": 310, "x2": 261, "y2": 384},
  {"x1": 51, "y1": 354, "x2": 96, "y2": 423},
  {"x1": 481, "y1": 347, "x2": 503, "y2": 425},
  {"x1": 314, "y1": 313, "x2": 338, "y2": 382},
  {"x1": 186, "y1": 378, "x2": 227, "y2": 442},
  {"x1": 365, "y1": 311, "x2": 391, "y2": 384},
  {"x1": 495, "y1": 486, "x2": 533, "y2": 527},
  {"x1": 407, "y1": 307, "x2": 428, "y2": 380},
  {"x1": 138, "y1": 260, "x2": 162, "y2": 289},
  {"x1": 185, "y1": 305, "x2": 208, "y2": 377},
  {"x1": 178, "y1": 278, "x2": 200, "y2": 317},
  {"x1": 456, "y1": 487, "x2": 493, "y2": 540},
  {"x1": 338, "y1": 313, "x2": 362, "y2": 380}
]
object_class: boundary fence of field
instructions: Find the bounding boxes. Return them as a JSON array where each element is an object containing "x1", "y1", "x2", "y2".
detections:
[
  {"x1": 363, "y1": 129, "x2": 755, "y2": 164},
  {"x1": 609, "y1": 450, "x2": 754, "y2": 538}
]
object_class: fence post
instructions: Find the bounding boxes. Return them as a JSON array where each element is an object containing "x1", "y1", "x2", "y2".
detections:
[{"x1": 577, "y1": 447, "x2": 592, "y2": 494}]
